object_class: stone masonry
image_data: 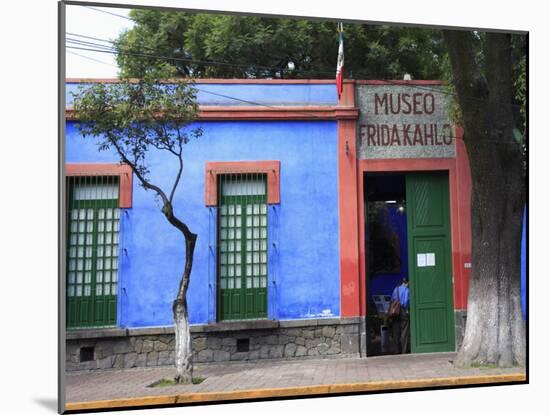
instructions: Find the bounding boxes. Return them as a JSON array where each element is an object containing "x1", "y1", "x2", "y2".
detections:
[{"x1": 66, "y1": 318, "x2": 362, "y2": 371}]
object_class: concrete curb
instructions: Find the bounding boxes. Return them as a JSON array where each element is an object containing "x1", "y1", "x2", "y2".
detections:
[{"x1": 64, "y1": 373, "x2": 526, "y2": 412}]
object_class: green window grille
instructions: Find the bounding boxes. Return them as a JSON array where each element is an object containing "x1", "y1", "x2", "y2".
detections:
[
  {"x1": 66, "y1": 175, "x2": 120, "y2": 329},
  {"x1": 218, "y1": 173, "x2": 268, "y2": 320}
]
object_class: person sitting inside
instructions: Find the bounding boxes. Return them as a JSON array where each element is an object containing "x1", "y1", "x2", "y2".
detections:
[{"x1": 390, "y1": 278, "x2": 410, "y2": 354}]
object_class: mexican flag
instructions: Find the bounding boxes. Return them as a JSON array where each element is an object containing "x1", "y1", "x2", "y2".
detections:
[{"x1": 336, "y1": 24, "x2": 344, "y2": 100}]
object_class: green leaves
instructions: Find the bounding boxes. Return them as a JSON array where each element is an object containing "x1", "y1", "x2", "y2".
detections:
[
  {"x1": 115, "y1": 11, "x2": 448, "y2": 80},
  {"x1": 72, "y1": 76, "x2": 201, "y2": 182}
]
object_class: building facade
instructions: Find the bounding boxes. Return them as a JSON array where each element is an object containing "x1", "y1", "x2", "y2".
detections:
[{"x1": 64, "y1": 79, "x2": 473, "y2": 370}]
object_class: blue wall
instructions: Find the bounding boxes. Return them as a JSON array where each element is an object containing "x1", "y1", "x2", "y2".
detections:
[
  {"x1": 66, "y1": 82, "x2": 338, "y2": 107},
  {"x1": 369, "y1": 206, "x2": 408, "y2": 297},
  {"x1": 66, "y1": 103, "x2": 340, "y2": 327}
]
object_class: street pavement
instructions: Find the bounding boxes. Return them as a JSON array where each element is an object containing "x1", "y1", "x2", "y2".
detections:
[{"x1": 65, "y1": 352, "x2": 526, "y2": 406}]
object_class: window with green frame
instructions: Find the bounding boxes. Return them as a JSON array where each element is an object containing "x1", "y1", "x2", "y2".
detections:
[
  {"x1": 66, "y1": 176, "x2": 120, "y2": 329},
  {"x1": 218, "y1": 173, "x2": 268, "y2": 321}
]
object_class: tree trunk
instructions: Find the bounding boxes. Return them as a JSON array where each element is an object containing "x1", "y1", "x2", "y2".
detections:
[
  {"x1": 160, "y1": 202, "x2": 198, "y2": 384},
  {"x1": 455, "y1": 140, "x2": 525, "y2": 367},
  {"x1": 173, "y1": 297, "x2": 193, "y2": 383},
  {"x1": 444, "y1": 31, "x2": 526, "y2": 367}
]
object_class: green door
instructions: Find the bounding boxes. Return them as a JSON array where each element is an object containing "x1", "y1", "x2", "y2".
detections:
[
  {"x1": 218, "y1": 174, "x2": 268, "y2": 321},
  {"x1": 406, "y1": 172, "x2": 455, "y2": 353}
]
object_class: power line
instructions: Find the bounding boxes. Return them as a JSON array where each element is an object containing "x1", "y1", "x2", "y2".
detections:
[
  {"x1": 66, "y1": 38, "x2": 291, "y2": 74},
  {"x1": 67, "y1": 41, "x2": 524, "y2": 112},
  {"x1": 67, "y1": 50, "x2": 117, "y2": 67},
  {"x1": 66, "y1": 34, "x2": 334, "y2": 76},
  {"x1": 67, "y1": 32, "x2": 111, "y2": 40},
  {"x1": 66, "y1": 65, "x2": 526, "y2": 145},
  {"x1": 67, "y1": 73, "x2": 467, "y2": 141},
  {"x1": 191, "y1": 87, "x2": 334, "y2": 120},
  {"x1": 67, "y1": 39, "x2": 118, "y2": 52},
  {"x1": 65, "y1": 33, "x2": 524, "y2": 109},
  {"x1": 65, "y1": 41, "x2": 324, "y2": 118},
  {"x1": 83, "y1": 6, "x2": 133, "y2": 21},
  {"x1": 65, "y1": 41, "x2": 324, "y2": 115},
  {"x1": 65, "y1": 37, "x2": 525, "y2": 140},
  {"x1": 67, "y1": 32, "x2": 118, "y2": 45}
]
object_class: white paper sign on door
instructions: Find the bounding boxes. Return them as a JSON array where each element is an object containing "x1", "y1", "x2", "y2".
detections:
[
  {"x1": 417, "y1": 253, "x2": 427, "y2": 267},
  {"x1": 426, "y1": 253, "x2": 436, "y2": 266}
]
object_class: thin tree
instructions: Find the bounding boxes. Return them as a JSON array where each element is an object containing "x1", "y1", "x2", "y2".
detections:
[
  {"x1": 72, "y1": 73, "x2": 203, "y2": 383},
  {"x1": 444, "y1": 31, "x2": 526, "y2": 367}
]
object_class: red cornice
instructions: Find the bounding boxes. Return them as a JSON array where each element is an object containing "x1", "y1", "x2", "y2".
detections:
[
  {"x1": 65, "y1": 78, "x2": 353, "y2": 85},
  {"x1": 65, "y1": 78, "x2": 340, "y2": 85},
  {"x1": 66, "y1": 78, "x2": 443, "y2": 85},
  {"x1": 197, "y1": 106, "x2": 358, "y2": 120},
  {"x1": 65, "y1": 105, "x2": 359, "y2": 121},
  {"x1": 355, "y1": 80, "x2": 446, "y2": 85}
]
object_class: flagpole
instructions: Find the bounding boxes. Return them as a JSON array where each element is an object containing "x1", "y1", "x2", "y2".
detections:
[{"x1": 336, "y1": 22, "x2": 345, "y2": 100}]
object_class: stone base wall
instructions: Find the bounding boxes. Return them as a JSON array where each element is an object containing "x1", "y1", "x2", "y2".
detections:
[{"x1": 66, "y1": 318, "x2": 361, "y2": 371}]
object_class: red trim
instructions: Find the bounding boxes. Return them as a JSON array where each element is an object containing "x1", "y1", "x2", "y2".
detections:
[
  {"x1": 66, "y1": 78, "x2": 339, "y2": 85},
  {"x1": 66, "y1": 78, "x2": 402, "y2": 85},
  {"x1": 198, "y1": 106, "x2": 358, "y2": 121},
  {"x1": 205, "y1": 161, "x2": 280, "y2": 206},
  {"x1": 65, "y1": 163, "x2": 133, "y2": 208},
  {"x1": 338, "y1": 82, "x2": 361, "y2": 317},
  {"x1": 355, "y1": 80, "x2": 446, "y2": 85},
  {"x1": 358, "y1": 158, "x2": 455, "y2": 172},
  {"x1": 65, "y1": 106, "x2": 359, "y2": 122},
  {"x1": 453, "y1": 128, "x2": 471, "y2": 310}
]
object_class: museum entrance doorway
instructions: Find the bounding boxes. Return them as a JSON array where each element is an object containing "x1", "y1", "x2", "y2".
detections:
[{"x1": 365, "y1": 171, "x2": 455, "y2": 356}]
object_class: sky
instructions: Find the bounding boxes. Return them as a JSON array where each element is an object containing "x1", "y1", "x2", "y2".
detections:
[{"x1": 66, "y1": 5, "x2": 134, "y2": 78}]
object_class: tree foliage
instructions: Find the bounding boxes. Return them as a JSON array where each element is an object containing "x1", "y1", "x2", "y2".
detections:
[
  {"x1": 114, "y1": 10, "x2": 526, "y2": 136},
  {"x1": 115, "y1": 10, "x2": 447, "y2": 80},
  {"x1": 512, "y1": 35, "x2": 527, "y2": 138},
  {"x1": 74, "y1": 73, "x2": 201, "y2": 183},
  {"x1": 115, "y1": 11, "x2": 527, "y2": 142}
]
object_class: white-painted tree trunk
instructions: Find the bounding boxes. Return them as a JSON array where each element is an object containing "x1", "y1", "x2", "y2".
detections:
[{"x1": 174, "y1": 300, "x2": 193, "y2": 383}]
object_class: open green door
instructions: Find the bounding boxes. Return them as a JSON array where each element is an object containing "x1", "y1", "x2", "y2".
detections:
[{"x1": 406, "y1": 172, "x2": 455, "y2": 353}]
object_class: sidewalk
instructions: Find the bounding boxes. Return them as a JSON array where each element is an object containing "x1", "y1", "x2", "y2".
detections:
[{"x1": 65, "y1": 352, "x2": 526, "y2": 411}]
